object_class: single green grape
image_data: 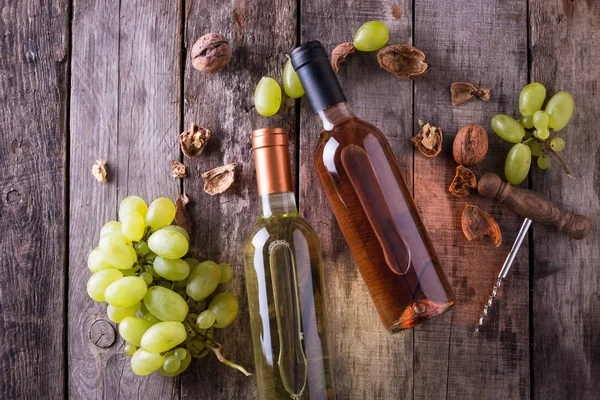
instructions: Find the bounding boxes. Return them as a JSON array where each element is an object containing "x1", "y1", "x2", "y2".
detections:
[
  {"x1": 143, "y1": 286, "x2": 189, "y2": 322},
  {"x1": 140, "y1": 322, "x2": 187, "y2": 354},
  {"x1": 161, "y1": 225, "x2": 190, "y2": 243},
  {"x1": 527, "y1": 140, "x2": 544, "y2": 157},
  {"x1": 254, "y1": 77, "x2": 282, "y2": 117},
  {"x1": 86, "y1": 269, "x2": 123, "y2": 302},
  {"x1": 218, "y1": 263, "x2": 234, "y2": 283},
  {"x1": 550, "y1": 137, "x2": 565, "y2": 152},
  {"x1": 518, "y1": 115, "x2": 534, "y2": 129},
  {"x1": 121, "y1": 212, "x2": 145, "y2": 242},
  {"x1": 87, "y1": 247, "x2": 116, "y2": 273},
  {"x1": 119, "y1": 196, "x2": 148, "y2": 221},
  {"x1": 196, "y1": 310, "x2": 216, "y2": 329},
  {"x1": 119, "y1": 316, "x2": 153, "y2": 346},
  {"x1": 186, "y1": 261, "x2": 221, "y2": 301},
  {"x1": 208, "y1": 292, "x2": 239, "y2": 328},
  {"x1": 107, "y1": 302, "x2": 140, "y2": 323},
  {"x1": 282, "y1": 55, "x2": 304, "y2": 98},
  {"x1": 504, "y1": 143, "x2": 532, "y2": 185},
  {"x1": 153, "y1": 257, "x2": 190, "y2": 281},
  {"x1": 139, "y1": 272, "x2": 153, "y2": 285},
  {"x1": 163, "y1": 355, "x2": 181, "y2": 373},
  {"x1": 537, "y1": 154, "x2": 552, "y2": 169},
  {"x1": 491, "y1": 114, "x2": 526, "y2": 143},
  {"x1": 145, "y1": 197, "x2": 176, "y2": 231},
  {"x1": 534, "y1": 128, "x2": 550, "y2": 140},
  {"x1": 105, "y1": 276, "x2": 147, "y2": 308},
  {"x1": 532, "y1": 110, "x2": 549, "y2": 130},
  {"x1": 148, "y1": 228, "x2": 189, "y2": 259},
  {"x1": 124, "y1": 343, "x2": 137, "y2": 357},
  {"x1": 519, "y1": 82, "x2": 546, "y2": 116},
  {"x1": 545, "y1": 91, "x2": 574, "y2": 131},
  {"x1": 160, "y1": 352, "x2": 192, "y2": 376},
  {"x1": 99, "y1": 233, "x2": 137, "y2": 270},
  {"x1": 135, "y1": 241, "x2": 150, "y2": 256},
  {"x1": 130, "y1": 349, "x2": 165, "y2": 376},
  {"x1": 353, "y1": 21, "x2": 389, "y2": 52},
  {"x1": 100, "y1": 221, "x2": 122, "y2": 237},
  {"x1": 174, "y1": 348, "x2": 187, "y2": 361}
]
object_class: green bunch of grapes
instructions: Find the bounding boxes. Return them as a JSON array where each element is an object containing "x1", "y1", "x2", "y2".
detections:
[
  {"x1": 254, "y1": 21, "x2": 390, "y2": 117},
  {"x1": 491, "y1": 82, "x2": 574, "y2": 184},
  {"x1": 86, "y1": 196, "x2": 249, "y2": 377}
]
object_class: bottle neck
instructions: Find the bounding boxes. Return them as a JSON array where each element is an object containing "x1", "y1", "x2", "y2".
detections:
[
  {"x1": 260, "y1": 192, "x2": 298, "y2": 217},
  {"x1": 316, "y1": 102, "x2": 356, "y2": 131}
]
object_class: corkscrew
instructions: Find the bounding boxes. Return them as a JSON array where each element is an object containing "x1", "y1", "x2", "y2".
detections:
[{"x1": 474, "y1": 173, "x2": 591, "y2": 332}]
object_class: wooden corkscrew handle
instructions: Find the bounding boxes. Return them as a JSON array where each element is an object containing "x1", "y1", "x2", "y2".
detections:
[{"x1": 477, "y1": 173, "x2": 591, "y2": 240}]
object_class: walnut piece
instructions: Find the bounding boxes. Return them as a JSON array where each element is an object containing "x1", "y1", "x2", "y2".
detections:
[
  {"x1": 411, "y1": 120, "x2": 443, "y2": 157},
  {"x1": 453, "y1": 124, "x2": 489, "y2": 167},
  {"x1": 461, "y1": 204, "x2": 502, "y2": 247},
  {"x1": 171, "y1": 160, "x2": 186, "y2": 178},
  {"x1": 201, "y1": 163, "x2": 236, "y2": 195},
  {"x1": 191, "y1": 33, "x2": 232, "y2": 74},
  {"x1": 175, "y1": 194, "x2": 193, "y2": 233},
  {"x1": 450, "y1": 82, "x2": 491, "y2": 106},
  {"x1": 179, "y1": 122, "x2": 211, "y2": 158},
  {"x1": 377, "y1": 45, "x2": 428, "y2": 80},
  {"x1": 449, "y1": 166, "x2": 477, "y2": 197},
  {"x1": 331, "y1": 42, "x2": 355, "y2": 73},
  {"x1": 91, "y1": 160, "x2": 107, "y2": 183}
]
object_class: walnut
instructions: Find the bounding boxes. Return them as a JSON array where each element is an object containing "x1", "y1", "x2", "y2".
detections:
[
  {"x1": 171, "y1": 160, "x2": 186, "y2": 178},
  {"x1": 91, "y1": 160, "x2": 107, "y2": 183},
  {"x1": 179, "y1": 122, "x2": 211, "y2": 158},
  {"x1": 191, "y1": 33, "x2": 232, "y2": 74},
  {"x1": 377, "y1": 44, "x2": 428, "y2": 80},
  {"x1": 411, "y1": 120, "x2": 442, "y2": 157},
  {"x1": 201, "y1": 163, "x2": 236, "y2": 195},
  {"x1": 461, "y1": 204, "x2": 502, "y2": 247},
  {"x1": 449, "y1": 166, "x2": 477, "y2": 197},
  {"x1": 453, "y1": 124, "x2": 488, "y2": 167},
  {"x1": 331, "y1": 42, "x2": 355, "y2": 73},
  {"x1": 450, "y1": 82, "x2": 491, "y2": 106},
  {"x1": 175, "y1": 194, "x2": 193, "y2": 233}
]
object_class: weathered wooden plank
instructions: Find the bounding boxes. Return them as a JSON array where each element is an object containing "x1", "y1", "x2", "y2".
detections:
[
  {"x1": 530, "y1": 1, "x2": 600, "y2": 399},
  {"x1": 69, "y1": 0, "x2": 181, "y2": 398},
  {"x1": 0, "y1": 1, "x2": 68, "y2": 398},
  {"x1": 181, "y1": 0, "x2": 297, "y2": 398},
  {"x1": 299, "y1": 2, "x2": 415, "y2": 399},
  {"x1": 413, "y1": 1, "x2": 529, "y2": 399}
]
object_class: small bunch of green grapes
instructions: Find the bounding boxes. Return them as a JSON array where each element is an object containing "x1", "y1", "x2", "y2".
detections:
[
  {"x1": 491, "y1": 82, "x2": 574, "y2": 184},
  {"x1": 86, "y1": 196, "x2": 248, "y2": 377},
  {"x1": 254, "y1": 21, "x2": 390, "y2": 117}
]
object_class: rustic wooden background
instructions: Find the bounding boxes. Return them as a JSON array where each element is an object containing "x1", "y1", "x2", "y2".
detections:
[{"x1": 1, "y1": 0, "x2": 598, "y2": 399}]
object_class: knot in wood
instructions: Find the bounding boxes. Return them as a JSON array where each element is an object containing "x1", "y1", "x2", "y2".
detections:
[
  {"x1": 89, "y1": 319, "x2": 116, "y2": 348},
  {"x1": 5, "y1": 189, "x2": 22, "y2": 205}
]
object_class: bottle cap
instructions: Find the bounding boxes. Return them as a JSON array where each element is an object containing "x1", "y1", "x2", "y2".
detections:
[
  {"x1": 290, "y1": 41, "x2": 347, "y2": 113},
  {"x1": 252, "y1": 128, "x2": 294, "y2": 195}
]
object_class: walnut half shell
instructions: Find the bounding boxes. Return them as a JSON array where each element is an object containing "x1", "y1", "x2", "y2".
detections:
[
  {"x1": 377, "y1": 44, "x2": 428, "y2": 80},
  {"x1": 411, "y1": 120, "x2": 443, "y2": 157},
  {"x1": 449, "y1": 166, "x2": 477, "y2": 197},
  {"x1": 331, "y1": 42, "x2": 355, "y2": 73},
  {"x1": 450, "y1": 82, "x2": 491, "y2": 106},
  {"x1": 179, "y1": 122, "x2": 211, "y2": 158},
  {"x1": 461, "y1": 204, "x2": 502, "y2": 247},
  {"x1": 201, "y1": 163, "x2": 236, "y2": 195}
]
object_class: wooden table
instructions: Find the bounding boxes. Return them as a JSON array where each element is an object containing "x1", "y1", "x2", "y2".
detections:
[{"x1": 1, "y1": 0, "x2": 598, "y2": 399}]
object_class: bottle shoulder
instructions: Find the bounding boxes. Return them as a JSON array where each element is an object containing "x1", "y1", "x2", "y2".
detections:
[{"x1": 243, "y1": 214, "x2": 321, "y2": 250}]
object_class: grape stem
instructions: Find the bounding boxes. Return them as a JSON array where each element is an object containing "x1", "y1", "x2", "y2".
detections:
[
  {"x1": 546, "y1": 147, "x2": 575, "y2": 179},
  {"x1": 196, "y1": 331, "x2": 252, "y2": 376}
]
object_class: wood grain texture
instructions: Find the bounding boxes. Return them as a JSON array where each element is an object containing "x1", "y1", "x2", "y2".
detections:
[
  {"x1": 0, "y1": 1, "x2": 68, "y2": 398},
  {"x1": 69, "y1": 0, "x2": 181, "y2": 398},
  {"x1": 181, "y1": 0, "x2": 296, "y2": 398},
  {"x1": 530, "y1": 1, "x2": 600, "y2": 398},
  {"x1": 413, "y1": 1, "x2": 530, "y2": 399},
  {"x1": 299, "y1": 1, "x2": 415, "y2": 399}
]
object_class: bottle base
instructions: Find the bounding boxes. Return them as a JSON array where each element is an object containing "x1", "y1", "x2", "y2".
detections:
[{"x1": 388, "y1": 299, "x2": 455, "y2": 333}]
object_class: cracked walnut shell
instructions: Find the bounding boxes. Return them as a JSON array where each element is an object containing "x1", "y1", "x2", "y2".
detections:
[
  {"x1": 180, "y1": 122, "x2": 211, "y2": 158},
  {"x1": 171, "y1": 160, "x2": 186, "y2": 178},
  {"x1": 377, "y1": 44, "x2": 428, "y2": 80},
  {"x1": 201, "y1": 163, "x2": 236, "y2": 195},
  {"x1": 450, "y1": 82, "x2": 491, "y2": 106},
  {"x1": 449, "y1": 166, "x2": 477, "y2": 197},
  {"x1": 461, "y1": 204, "x2": 502, "y2": 247},
  {"x1": 331, "y1": 42, "x2": 355, "y2": 73},
  {"x1": 91, "y1": 160, "x2": 107, "y2": 183},
  {"x1": 411, "y1": 120, "x2": 443, "y2": 157}
]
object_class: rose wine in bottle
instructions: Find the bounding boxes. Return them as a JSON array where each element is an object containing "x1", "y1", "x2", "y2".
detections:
[
  {"x1": 243, "y1": 128, "x2": 335, "y2": 399},
  {"x1": 291, "y1": 41, "x2": 455, "y2": 332}
]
